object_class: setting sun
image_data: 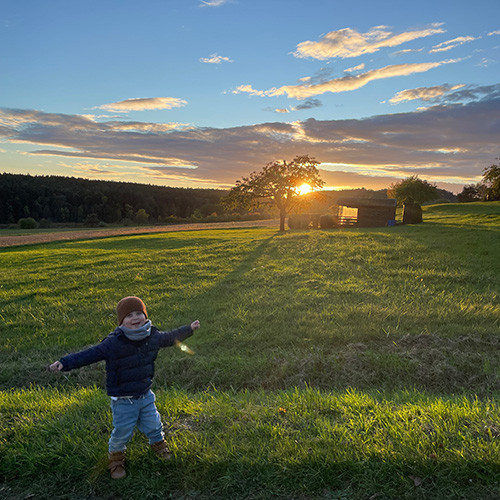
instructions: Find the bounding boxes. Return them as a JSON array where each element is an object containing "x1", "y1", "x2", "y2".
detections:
[{"x1": 297, "y1": 183, "x2": 312, "y2": 195}]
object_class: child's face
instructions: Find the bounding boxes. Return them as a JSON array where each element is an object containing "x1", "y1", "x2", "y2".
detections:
[{"x1": 121, "y1": 310, "x2": 147, "y2": 329}]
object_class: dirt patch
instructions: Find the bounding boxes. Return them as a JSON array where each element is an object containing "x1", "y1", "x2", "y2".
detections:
[{"x1": 0, "y1": 219, "x2": 279, "y2": 248}]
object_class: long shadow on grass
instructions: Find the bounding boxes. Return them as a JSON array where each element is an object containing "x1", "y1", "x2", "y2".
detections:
[{"x1": 157, "y1": 223, "x2": 500, "y2": 397}]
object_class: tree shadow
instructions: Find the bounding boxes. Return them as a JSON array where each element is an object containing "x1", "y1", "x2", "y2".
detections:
[{"x1": 158, "y1": 222, "x2": 500, "y2": 398}]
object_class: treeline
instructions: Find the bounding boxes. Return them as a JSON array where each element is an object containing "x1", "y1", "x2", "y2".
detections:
[
  {"x1": 457, "y1": 163, "x2": 500, "y2": 202},
  {"x1": 0, "y1": 173, "x2": 459, "y2": 227},
  {"x1": 0, "y1": 173, "x2": 237, "y2": 226}
]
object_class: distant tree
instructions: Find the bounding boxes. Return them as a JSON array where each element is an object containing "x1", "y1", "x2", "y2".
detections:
[
  {"x1": 387, "y1": 176, "x2": 439, "y2": 206},
  {"x1": 84, "y1": 213, "x2": 100, "y2": 226},
  {"x1": 135, "y1": 208, "x2": 149, "y2": 225},
  {"x1": 223, "y1": 155, "x2": 324, "y2": 231},
  {"x1": 481, "y1": 161, "x2": 500, "y2": 200},
  {"x1": 457, "y1": 184, "x2": 482, "y2": 203},
  {"x1": 387, "y1": 176, "x2": 439, "y2": 224}
]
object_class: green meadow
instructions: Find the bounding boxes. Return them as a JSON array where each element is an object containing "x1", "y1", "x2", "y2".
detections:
[{"x1": 0, "y1": 202, "x2": 499, "y2": 499}]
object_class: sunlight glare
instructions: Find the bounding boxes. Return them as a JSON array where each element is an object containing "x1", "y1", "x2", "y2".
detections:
[{"x1": 297, "y1": 183, "x2": 312, "y2": 195}]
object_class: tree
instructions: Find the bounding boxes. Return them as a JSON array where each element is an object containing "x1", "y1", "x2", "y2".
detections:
[
  {"x1": 223, "y1": 155, "x2": 324, "y2": 231},
  {"x1": 387, "y1": 176, "x2": 439, "y2": 206},
  {"x1": 457, "y1": 184, "x2": 482, "y2": 202},
  {"x1": 481, "y1": 161, "x2": 500, "y2": 200},
  {"x1": 387, "y1": 176, "x2": 439, "y2": 224},
  {"x1": 135, "y1": 208, "x2": 150, "y2": 225}
]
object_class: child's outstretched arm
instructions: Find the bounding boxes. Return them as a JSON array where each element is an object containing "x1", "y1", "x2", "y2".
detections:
[
  {"x1": 48, "y1": 339, "x2": 111, "y2": 373},
  {"x1": 158, "y1": 320, "x2": 200, "y2": 347}
]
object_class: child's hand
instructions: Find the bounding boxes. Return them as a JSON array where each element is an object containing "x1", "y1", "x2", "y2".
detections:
[
  {"x1": 49, "y1": 361, "x2": 63, "y2": 372},
  {"x1": 191, "y1": 320, "x2": 200, "y2": 331}
]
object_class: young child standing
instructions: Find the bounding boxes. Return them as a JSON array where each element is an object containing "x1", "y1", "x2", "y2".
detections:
[{"x1": 49, "y1": 296, "x2": 200, "y2": 479}]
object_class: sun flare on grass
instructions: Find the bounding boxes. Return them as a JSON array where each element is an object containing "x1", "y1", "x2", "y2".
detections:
[{"x1": 297, "y1": 183, "x2": 312, "y2": 195}]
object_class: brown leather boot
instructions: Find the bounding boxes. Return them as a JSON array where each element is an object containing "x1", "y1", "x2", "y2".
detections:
[
  {"x1": 108, "y1": 450, "x2": 126, "y2": 479},
  {"x1": 151, "y1": 440, "x2": 171, "y2": 460}
]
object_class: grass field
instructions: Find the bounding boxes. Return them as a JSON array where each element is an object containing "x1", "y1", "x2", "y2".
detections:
[{"x1": 0, "y1": 202, "x2": 499, "y2": 499}]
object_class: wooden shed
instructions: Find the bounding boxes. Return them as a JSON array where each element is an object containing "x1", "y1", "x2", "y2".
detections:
[{"x1": 336, "y1": 198, "x2": 397, "y2": 227}]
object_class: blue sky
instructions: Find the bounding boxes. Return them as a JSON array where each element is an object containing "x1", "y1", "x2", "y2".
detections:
[{"x1": 1, "y1": 0, "x2": 499, "y2": 193}]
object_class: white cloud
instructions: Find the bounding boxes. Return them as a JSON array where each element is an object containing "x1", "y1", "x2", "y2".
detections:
[
  {"x1": 98, "y1": 97, "x2": 187, "y2": 112},
  {"x1": 199, "y1": 0, "x2": 228, "y2": 6},
  {"x1": 392, "y1": 48, "x2": 424, "y2": 56},
  {"x1": 430, "y1": 36, "x2": 477, "y2": 53},
  {"x1": 235, "y1": 59, "x2": 459, "y2": 100},
  {"x1": 200, "y1": 53, "x2": 233, "y2": 64},
  {"x1": 488, "y1": 30, "x2": 500, "y2": 36},
  {"x1": 274, "y1": 108, "x2": 290, "y2": 113},
  {"x1": 345, "y1": 63, "x2": 365, "y2": 72},
  {"x1": 294, "y1": 24, "x2": 445, "y2": 60},
  {"x1": 232, "y1": 84, "x2": 277, "y2": 97},
  {"x1": 390, "y1": 84, "x2": 466, "y2": 103}
]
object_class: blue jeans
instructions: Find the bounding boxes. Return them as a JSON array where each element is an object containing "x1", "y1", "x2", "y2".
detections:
[{"x1": 108, "y1": 390, "x2": 164, "y2": 452}]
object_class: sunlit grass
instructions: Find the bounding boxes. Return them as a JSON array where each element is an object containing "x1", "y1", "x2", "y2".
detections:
[
  {"x1": 0, "y1": 202, "x2": 499, "y2": 499},
  {"x1": 1, "y1": 386, "x2": 498, "y2": 499}
]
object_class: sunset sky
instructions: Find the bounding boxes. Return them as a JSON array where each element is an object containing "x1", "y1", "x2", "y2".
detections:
[{"x1": 1, "y1": 0, "x2": 499, "y2": 193}]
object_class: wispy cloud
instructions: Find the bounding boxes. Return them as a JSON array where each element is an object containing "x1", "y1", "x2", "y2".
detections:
[
  {"x1": 390, "y1": 84, "x2": 466, "y2": 103},
  {"x1": 488, "y1": 30, "x2": 500, "y2": 36},
  {"x1": 97, "y1": 97, "x2": 187, "y2": 112},
  {"x1": 199, "y1": 0, "x2": 229, "y2": 7},
  {"x1": 272, "y1": 99, "x2": 323, "y2": 114},
  {"x1": 433, "y1": 84, "x2": 500, "y2": 102},
  {"x1": 392, "y1": 47, "x2": 424, "y2": 56},
  {"x1": 294, "y1": 24, "x2": 445, "y2": 60},
  {"x1": 234, "y1": 59, "x2": 459, "y2": 99},
  {"x1": 345, "y1": 63, "x2": 365, "y2": 72},
  {"x1": 430, "y1": 36, "x2": 477, "y2": 53},
  {"x1": 293, "y1": 99, "x2": 323, "y2": 110},
  {"x1": 233, "y1": 84, "x2": 273, "y2": 97},
  {"x1": 200, "y1": 53, "x2": 233, "y2": 64}
]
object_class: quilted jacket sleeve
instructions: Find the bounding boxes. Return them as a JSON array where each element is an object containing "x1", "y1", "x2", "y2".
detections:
[
  {"x1": 157, "y1": 324, "x2": 193, "y2": 348},
  {"x1": 59, "y1": 336, "x2": 112, "y2": 371}
]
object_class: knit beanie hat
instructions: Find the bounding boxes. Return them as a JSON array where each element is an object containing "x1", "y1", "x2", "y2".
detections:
[{"x1": 117, "y1": 296, "x2": 148, "y2": 325}]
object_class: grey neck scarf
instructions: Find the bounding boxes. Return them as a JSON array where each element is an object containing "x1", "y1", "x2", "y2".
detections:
[{"x1": 120, "y1": 320, "x2": 152, "y2": 341}]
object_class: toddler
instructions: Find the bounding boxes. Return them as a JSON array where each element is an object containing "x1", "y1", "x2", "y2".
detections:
[{"x1": 50, "y1": 295, "x2": 200, "y2": 479}]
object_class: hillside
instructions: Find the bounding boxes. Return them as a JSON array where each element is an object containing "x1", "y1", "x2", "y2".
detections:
[{"x1": 0, "y1": 173, "x2": 227, "y2": 224}]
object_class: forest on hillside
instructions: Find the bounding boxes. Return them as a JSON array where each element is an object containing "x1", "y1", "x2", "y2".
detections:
[
  {"x1": 0, "y1": 174, "x2": 229, "y2": 225},
  {"x1": 0, "y1": 173, "x2": 457, "y2": 226}
]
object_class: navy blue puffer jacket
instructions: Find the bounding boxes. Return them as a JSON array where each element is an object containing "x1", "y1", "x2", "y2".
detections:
[{"x1": 59, "y1": 324, "x2": 193, "y2": 397}]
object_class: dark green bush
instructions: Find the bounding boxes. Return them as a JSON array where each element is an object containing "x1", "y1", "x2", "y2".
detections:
[
  {"x1": 38, "y1": 218, "x2": 51, "y2": 228},
  {"x1": 18, "y1": 217, "x2": 38, "y2": 229},
  {"x1": 83, "y1": 213, "x2": 100, "y2": 227}
]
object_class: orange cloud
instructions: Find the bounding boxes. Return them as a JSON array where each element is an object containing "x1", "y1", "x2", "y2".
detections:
[
  {"x1": 235, "y1": 60, "x2": 458, "y2": 100},
  {"x1": 98, "y1": 97, "x2": 187, "y2": 112},
  {"x1": 390, "y1": 84, "x2": 466, "y2": 103},
  {"x1": 294, "y1": 24, "x2": 445, "y2": 60}
]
